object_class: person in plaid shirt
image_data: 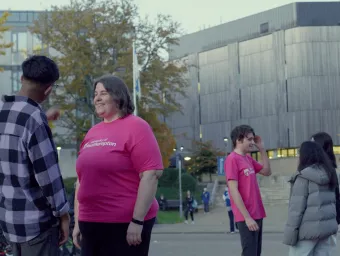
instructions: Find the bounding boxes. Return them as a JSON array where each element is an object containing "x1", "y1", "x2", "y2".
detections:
[{"x1": 0, "y1": 55, "x2": 70, "y2": 256}]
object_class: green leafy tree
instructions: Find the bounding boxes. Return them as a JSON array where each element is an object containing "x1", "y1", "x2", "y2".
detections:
[
  {"x1": 0, "y1": 12, "x2": 13, "y2": 72},
  {"x1": 187, "y1": 141, "x2": 225, "y2": 182},
  {"x1": 30, "y1": 0, "x2": 189, "y2": 161}
]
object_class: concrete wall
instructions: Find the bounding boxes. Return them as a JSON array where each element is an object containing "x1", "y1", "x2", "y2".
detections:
[{"x1": 170, "y1": 26, "x2": 340, "y2": 151}]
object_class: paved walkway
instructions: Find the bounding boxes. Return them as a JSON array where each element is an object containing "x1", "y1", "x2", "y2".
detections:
[
  {"x1": 153, "y1": 204, "x2": 290, "y2": 234},
  {"x1": 150, "y1": 233, "x2": 340, "y2": 256}
]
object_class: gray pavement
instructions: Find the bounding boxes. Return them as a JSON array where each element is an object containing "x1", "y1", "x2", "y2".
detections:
[
  {"x1": 153, "y1": 204, "x2": 290, "y2": 234},
  {"x1": 149, "y1": 233, "x2": 340, "y2": 256}
]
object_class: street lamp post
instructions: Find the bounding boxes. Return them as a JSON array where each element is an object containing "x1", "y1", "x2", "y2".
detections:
[
  {"x1": 174, "y1": 146, "x2": 184, "y2": 218},
  {"x1": 223, "y1": 137, "x2": 229, "y2": 156},
  {"x1": 56, "y1": 146, "x2": 61, "y2": 159}
]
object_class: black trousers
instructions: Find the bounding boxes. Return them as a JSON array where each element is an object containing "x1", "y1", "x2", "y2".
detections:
[
  {"x1": 236, "y1": 219, "x2": 263, "y2": 256},
  {"x1": 228, "y1": 210, "x2": 235, "y2": 232},
  {"x1": 12, "y1": 227, "x2": 59, "y2": 256},
  {"x1": 79, "y1": 218, "x2": 155, "y2": 256},
  {"x1": 184, "y1": 209, "x2": 194, "y2": 221}
]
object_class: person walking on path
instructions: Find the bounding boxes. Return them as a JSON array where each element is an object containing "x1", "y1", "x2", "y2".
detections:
[
  {"x1": 223, "y1": 186, "x2": 236, "y2": 233},
  {"x1": 311, "y1": 132, "x2": 340, "y2": 253},
  {"x1": 283, "y1": 141, "x2": 338, "y2": 256},
  {"x1": 184, "y1": 190, "x2": 195, "y2": 224},
  {"x1": 0, "y1": 55, "x2": 70, "y2": 256},
  {"x1": 72, "y1": 75, "x2": 163, "y2": 256},
  {"x1": 201, "y1": 188, "x2": 210, "y2": 214},
  {"x1": 224, "y1": 125, "x2": 272, "y2": 256}
]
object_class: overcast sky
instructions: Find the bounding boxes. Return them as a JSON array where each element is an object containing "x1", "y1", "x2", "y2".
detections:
[{"x1": 0, "y1": 0, "x2": 335, "y2": 34}]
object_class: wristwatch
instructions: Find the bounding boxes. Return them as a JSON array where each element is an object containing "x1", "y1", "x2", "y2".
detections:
[{"x1": 131, "y1": 218, "x2": 144, "y2": 225}]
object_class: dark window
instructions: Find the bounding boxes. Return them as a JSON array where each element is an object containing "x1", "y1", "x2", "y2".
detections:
[
  {"x1": 260, "y1": 22, "x2": 269, "y2": 34},
  {"x1": 12, "y1": 69, "x2": 22, "y2": 93}
]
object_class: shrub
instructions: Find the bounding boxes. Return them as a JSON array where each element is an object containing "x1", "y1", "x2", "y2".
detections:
[
  {"x1": 158, "y1": 168, "x2": 179, "y2": 187},
  {"x1": 175, "y1": 173, "x2": 197, "y2": 193},
  {"x1": 63, "y1": 177, "x2": 77, "y2": 195}
]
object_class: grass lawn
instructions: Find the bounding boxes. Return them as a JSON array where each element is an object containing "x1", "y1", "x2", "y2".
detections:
[{"x1": 156, "y1": 211, "x2": 183, "y2": 224}]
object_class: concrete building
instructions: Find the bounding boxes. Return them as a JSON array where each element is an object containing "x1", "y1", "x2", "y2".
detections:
[{"x1": 167, "y1": 2, "x2": 340, "y2": 159}]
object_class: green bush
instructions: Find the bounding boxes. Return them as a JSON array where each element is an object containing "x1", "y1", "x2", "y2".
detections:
[
  {"x1": 158, "y1": 168, "x2": 179, "y2": 187},
  {"x1": 156, "y1": 187, "x2": 179, "y2": 199},
  {"x1": 156, "y1": 185, "x2": 204, "y2": 203},
  {"x1": 175, "y1": 173, "x2": 197, "y2": 193},
  {"x1": 63, "y1": 177, "x2": 77, "y2": 195},
  {"x1": 156, "y1": 169, "x2": 202, "y2": 202}
]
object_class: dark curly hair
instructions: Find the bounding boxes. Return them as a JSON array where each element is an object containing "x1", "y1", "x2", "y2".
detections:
[
  {"x1": 22, "y1": 55, "x2": 59, "y2": 85},
  {"x1": 230, "y1": 125, "x2": 255, "y2": 148},
  {"x1": 94, "y1": 75, "x2": 135, "y2": 117}
]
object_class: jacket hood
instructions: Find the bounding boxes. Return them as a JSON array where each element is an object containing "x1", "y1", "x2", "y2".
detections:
[{"x1": 290, "y1": 165, "x2": 330, "y2": 185}]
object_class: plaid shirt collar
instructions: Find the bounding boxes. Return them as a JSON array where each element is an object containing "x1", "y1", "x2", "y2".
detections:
[{"x1": 2, "y1": 95, "x2": 43, "y2": 110}]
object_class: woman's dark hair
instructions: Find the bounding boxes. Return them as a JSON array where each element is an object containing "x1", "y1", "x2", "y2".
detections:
[
  {"x1": 311, "y1": 132, "x2": 337, "y2": 168},
  {"x1": 298, "y1": 141, "x2": 337, "y2": 189},
  {"x1": 94, "y1": 75, "x2": 135, "y2": 117}
]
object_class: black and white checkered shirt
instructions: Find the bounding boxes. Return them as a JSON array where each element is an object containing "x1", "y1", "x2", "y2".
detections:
[{"x1": 0, "y1": 95, "x2": 69, "y2": 243}]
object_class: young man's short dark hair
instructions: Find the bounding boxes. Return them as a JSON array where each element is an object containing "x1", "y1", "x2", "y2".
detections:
[
  {"x1": 22, "y1": 55, "x2": 59, "y2": 85},
  {"x1": 230, "y1": 125, "x2": 255, "y2": 148}
]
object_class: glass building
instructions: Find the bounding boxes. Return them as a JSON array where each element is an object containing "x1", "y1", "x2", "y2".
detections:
[
  {"x1": 167, "y1": 2, "x2": 340, "y2": 158},
  {"x1": 0, "y1": 11, "x2": 48, "y2": 96}
]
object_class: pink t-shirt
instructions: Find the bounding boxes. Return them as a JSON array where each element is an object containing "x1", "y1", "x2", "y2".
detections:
[
  {"x1": 224, "y1": 151, "x2": 266, "y2": 222},
  {"x1": 76, "y1": 115, "x2": 163, "y2": 223}
]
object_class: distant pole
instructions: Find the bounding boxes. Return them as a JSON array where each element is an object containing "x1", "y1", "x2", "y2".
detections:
[
  {"x1": 178, "y1": 155, "x2": 183, "y2": 218},
  {"x1": 132, "y1": 41, "x2": 138, "y2": 116}
]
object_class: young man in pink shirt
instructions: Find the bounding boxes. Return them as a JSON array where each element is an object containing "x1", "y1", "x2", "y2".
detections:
[{"x1": 224, "y1": 125, "x2": 272, "y2": 256}]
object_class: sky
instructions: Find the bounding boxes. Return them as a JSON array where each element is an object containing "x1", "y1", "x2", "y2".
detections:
[{"x1": 0, "y1": 0, "x2": 336, "y2": 34}]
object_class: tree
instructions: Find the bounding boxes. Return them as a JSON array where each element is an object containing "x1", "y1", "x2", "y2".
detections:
[
  {"x1": 139, "y1": 107, "x2": 176, "y2": 168},
  {"x1": 30, "y1": 0, "x2": 189, "y2": 162},
  {"x1": 187, "y1": 141, "x2": 225, "y2": 182},
  {"x1": 0, "y1": 12, "x2": 13, "y2": 71}
]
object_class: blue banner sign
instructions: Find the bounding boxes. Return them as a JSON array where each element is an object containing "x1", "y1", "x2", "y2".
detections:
[{"x1": 217, "y1": 156, "x2": 225, "y2": 176}]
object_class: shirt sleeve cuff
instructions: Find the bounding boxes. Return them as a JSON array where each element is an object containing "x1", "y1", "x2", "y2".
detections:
[{"x1": 53, "y1": 202, "x2": 70, "y2": 218}]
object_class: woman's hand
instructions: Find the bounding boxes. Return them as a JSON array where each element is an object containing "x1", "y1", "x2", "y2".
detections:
[
  {"x1": 72, "y1": 223, "x2": 82, "y2": 249},
  {"x1": 126, "y1": 222, "x2": 143, "y2": 246}
]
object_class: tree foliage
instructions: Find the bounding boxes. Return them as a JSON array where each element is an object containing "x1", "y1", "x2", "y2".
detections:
[
  {"x1": 187, "y1": 141, "x2": 225, "y2": 182},
  {"x1": 30, "y1": 0, "x2": 188, "y2": 164},
  {"x1": 0, "y1": 12, "x2": 13, "y2": 72}
]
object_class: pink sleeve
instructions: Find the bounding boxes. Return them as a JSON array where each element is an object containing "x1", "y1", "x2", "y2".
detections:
[
  {"x1": 130, "y1": 121, "x2": 163, "y2": 173},
  {"x1": 225, "y1": 155, "x2": 239, "y2": 181},
  {"x1": 250, "y1": 157, "x2": 263, "y2": 173}
]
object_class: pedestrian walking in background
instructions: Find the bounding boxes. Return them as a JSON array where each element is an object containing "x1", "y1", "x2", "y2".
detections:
[
  {"x1": 225, "y1": 125, "x2": 272, "y2": 256},
  {"x1": 0, "y1": 55, "x2": 70, "y2": 256},
  {"x1": 311, "y1": 131, "x2": 340, "y2": 253},
  {"x1": 201, "y1": 188, "x2": 210, "y2": 214},
  {"x1": 184, "y1": 190, "x2": 195, "y2": 224},
  {"x1": 73, "y1": 75, "x2": 163, "y2": 256},
  {"x1": 283, "y1": 141, "x2": 338, "y2": 256},
  {"x1": 223, "y1": 186, "x2": 236, "y2": 233}
]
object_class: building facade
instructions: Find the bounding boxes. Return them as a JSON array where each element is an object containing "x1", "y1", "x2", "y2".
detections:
[
  {"x1": 167, "y1": 2, "x2": 340, "y2": 158},
  {"x1": 0, "y1": 11, "x2": 48, "y2": 96}
]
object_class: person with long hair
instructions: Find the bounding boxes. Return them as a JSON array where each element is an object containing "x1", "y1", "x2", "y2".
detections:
[
  {"x1": 311, "y1": 132, "x2": 340, "y2": 252},
  {"x1": 283, "y1": 141, "x2": 338, "y2": 255}
]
